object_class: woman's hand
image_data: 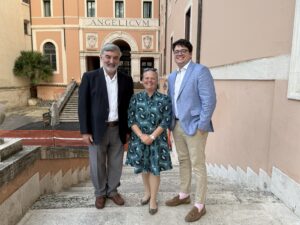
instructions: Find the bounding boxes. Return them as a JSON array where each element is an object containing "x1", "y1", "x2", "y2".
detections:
[{"x1": 140, "y1": 134, "x2": 153, "y2": 145}]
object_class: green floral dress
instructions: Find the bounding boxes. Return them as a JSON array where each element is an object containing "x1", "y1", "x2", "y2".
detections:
[{"x1": 126, "y1": 91, "x2": 173, "y2": 176}]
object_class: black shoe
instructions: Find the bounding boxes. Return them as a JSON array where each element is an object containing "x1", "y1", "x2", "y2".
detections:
[
  {"x1": 140, "y1": 197, "x2": 150, "y2": 205},
  {"x1": 149, "y1": 205, "x2": 158, "y2": 215}
]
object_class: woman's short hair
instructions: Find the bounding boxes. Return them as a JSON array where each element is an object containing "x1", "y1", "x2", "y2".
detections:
[{"x1": 142, "y1": 68, "x2": 158, "y2": 80}]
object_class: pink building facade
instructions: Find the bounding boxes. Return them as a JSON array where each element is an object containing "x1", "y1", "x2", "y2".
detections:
[
  {"x1": 30, "y1": 0, "x2": 160, "y2": 99},
  {"x1": 160, "y1": 0, "x2": 300, "y2": 216}
]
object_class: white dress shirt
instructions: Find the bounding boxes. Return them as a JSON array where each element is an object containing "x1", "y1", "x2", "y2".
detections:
[
  {"x1": 174, "y1": 60, "x2": 191, "y2": 118},
  {"x1": 104, "y1": 70, "x2": 118, "y2": 122}
]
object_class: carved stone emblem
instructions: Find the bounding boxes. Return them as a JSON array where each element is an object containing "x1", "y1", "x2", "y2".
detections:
[
  {"x1": 86, "y1": 33, "x2": 98, "y2": 49},
  {"x1": 142, "y1": 35, "x2": 153, "y2": 49}
]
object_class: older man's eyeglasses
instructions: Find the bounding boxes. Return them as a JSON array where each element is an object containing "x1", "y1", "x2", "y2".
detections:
[
  {"x1": 143, "y1": 68, "x2": 157, "y2": 72},
  {"x1": 173, "y1": 49, "x2": 189, "y2": 55}
]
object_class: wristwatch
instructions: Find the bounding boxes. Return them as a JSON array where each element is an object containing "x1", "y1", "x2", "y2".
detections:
[{"x1": 149, "y1": 134, "x2": 156, "y2": 140}]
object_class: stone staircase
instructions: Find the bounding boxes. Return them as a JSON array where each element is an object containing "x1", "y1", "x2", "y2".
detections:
[
  {"x1": 59, "y1": 87, "x2": 79, "y2": 123},
  {"x1": 17, "y1": 161, "x2": 300, "y2": 225},
  {"x1": 58, "y1": 85, "x2": 143, "y2": 123}
]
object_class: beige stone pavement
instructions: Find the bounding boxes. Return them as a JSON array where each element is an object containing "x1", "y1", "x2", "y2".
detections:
[{"x1": 17, "y1": 158, "x2": 300, "y2": 225}]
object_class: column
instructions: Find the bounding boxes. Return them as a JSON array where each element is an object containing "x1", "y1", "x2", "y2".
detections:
[
  {"x1": 80, "y1": 54, "x2": 86, "y2": 79},
  {"x1": 131, "y1": 53, "x2": 141, "y2": 82}
]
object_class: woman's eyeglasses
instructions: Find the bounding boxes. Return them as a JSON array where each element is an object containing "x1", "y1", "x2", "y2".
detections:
[{"x1": 143, "y1": 68, "x2": 157, "y2": 72}]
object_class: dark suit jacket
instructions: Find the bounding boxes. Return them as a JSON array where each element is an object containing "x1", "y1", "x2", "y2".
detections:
[{"x1": 78, "y1": 68, "x2": 134, "y2": 144}]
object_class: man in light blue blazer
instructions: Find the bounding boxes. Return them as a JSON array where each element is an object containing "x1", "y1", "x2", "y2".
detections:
[{"x1": 165, "y1": 39, "x2": 216, "y2": 223}]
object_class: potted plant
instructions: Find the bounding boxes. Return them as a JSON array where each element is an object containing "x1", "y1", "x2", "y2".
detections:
[{"x1": 13, "y1": 51, "x2": 53, "y2": 105}]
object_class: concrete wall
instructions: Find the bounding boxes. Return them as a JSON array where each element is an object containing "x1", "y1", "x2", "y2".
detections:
[
  {"x1": 164, "y1": 0, "x2": 295, "y2": 72},
  {"x1": 0, "y1": 1, "x2": 32, "y2": 109},
  {"x1": 0, "y1": 146, "x2": 89, "y2": 225},
  {"x1": 206, "y1": 79, "x2": 300, "y2": 183},
  {"x1": 206, "y1": 80, "x2": 274, "y2": 173},
  {"x1": 268, "y1": 80, "x2": 300, "y2": 182},
  {"x1": 201, "y1": 0, "x2": 295, "y2": 66}
]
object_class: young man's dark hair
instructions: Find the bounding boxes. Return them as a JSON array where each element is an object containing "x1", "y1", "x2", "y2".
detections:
[{"x1": 172, "y1": 39, "x2": 193, "y2": 52}]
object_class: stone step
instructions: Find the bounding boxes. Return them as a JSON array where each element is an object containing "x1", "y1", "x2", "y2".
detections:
[
  {"x1": 60, "y1": 110, "x2": 78, "y2": 113},
  {"x1": 62, "y1": 106, "x2": 77, "y2": 108},
  {"x1": 0, "y1": 138, "x2": 23, "y2": 162},
  {"x1": 59, "y1": 87, "x2": 79, "y2": 122},
  {"x1": 18, "y1": 163, "x2": 300, "y2": 225},
  {"x1": 59, "y1": 119, "x2": 79, "y2": 122},
  {"x1": 60, "y1": 114, "x2": 78, "y2": 117},
  {"x1": 30, "y1": 166, "x2": 277, "y2": 210},
  {"x1": 60, "y1": 113, "x2": 78, "y2": 116}
]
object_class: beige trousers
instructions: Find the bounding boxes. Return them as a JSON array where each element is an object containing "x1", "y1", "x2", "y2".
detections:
[{"x1": 173, "y1": 122, "x2": 208, "y2": 204}]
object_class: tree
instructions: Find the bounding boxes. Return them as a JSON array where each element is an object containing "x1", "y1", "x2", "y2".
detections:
[{"x1": 13, "y1": 51, "x2": 53, "y2": 98}]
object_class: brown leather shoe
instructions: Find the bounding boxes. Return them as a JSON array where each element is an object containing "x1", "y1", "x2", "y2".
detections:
[
  {"x1": 109, "y1": 193, "x2": 125, "y2": 205},
  {"x1": 165, "y1": 195, "x2": 191, "y2": 206},
  {"x1": 185, "y1": 206, "x2": 206, "y2": 222},
  {"x1": 95, "y1": 196, "x2": 106, "y2": 209}
]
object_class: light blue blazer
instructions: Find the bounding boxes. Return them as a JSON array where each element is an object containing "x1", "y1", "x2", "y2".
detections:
[{"x1": 168, "y1": 61, "x2": 216, "y2": 135}]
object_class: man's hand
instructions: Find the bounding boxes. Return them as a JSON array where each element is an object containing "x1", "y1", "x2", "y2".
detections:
[
  {"x1": 198, "y1": 129, "x2": 205, "y2": 135},
  {"x1": 82, "y1": 134, "x2": 93, "y2": 145},
  {"x1": 126, "y1": 134, "x2": 131, "y2": 143}
]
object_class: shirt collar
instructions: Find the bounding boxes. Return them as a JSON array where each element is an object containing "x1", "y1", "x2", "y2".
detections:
[
  {"x1": 176, "y1": 60, "x2": 191, "y2": 72},
  {"x1": 103, "y1": 69, "x2": 117, "y2": 81},
  {"x1": 143, "y1": 90, "x2": 157, "y2": 99}
]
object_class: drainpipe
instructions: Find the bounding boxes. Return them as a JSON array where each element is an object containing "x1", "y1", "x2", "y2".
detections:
[
  {"x1": 196, "y1": 0, "x2": 202, "y2": 63},
  {"x1": 62, "y1": 0, "x2": 66, "y2": 49},
  {"x1": 164, "y1": 0, "x2": 168, "y2": 75},
  {"x1": 29, "y1": 0, "x2": 33, "y2": 51}
]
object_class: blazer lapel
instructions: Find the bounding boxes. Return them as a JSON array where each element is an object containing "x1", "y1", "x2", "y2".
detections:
[
  {"x1": 177, "y1": 62, "x2": 194, "y2": 99},
  {"x1": 98, "y1": 68, "x2": 109, "y2": 104},
  {"x1": 117, "y1": 72, "x2": 122, "y2": 105},
  {"x1": 169, "y1": 71, "x2": 177, "y2": 96}
]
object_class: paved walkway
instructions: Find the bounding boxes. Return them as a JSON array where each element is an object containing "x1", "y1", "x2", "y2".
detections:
[
  {"x1": 0, "y1": 106, "x2": 49, "y2": 130},
  {"x1": 17, "y1": 163, "x2": 300, "y2": 225},
  {"x1": 2, "y1": 106, "x2": 300, "y2": 225},
  {"x1": 0, "y1": 106, "x2": 83, "y2": 146}
]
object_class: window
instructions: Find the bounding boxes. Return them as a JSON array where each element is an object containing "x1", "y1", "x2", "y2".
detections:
[
  {"x1": 185, "y1": 8, "x2": 191, "y2": 41},
  {"x1": 143, "y1": 1, "x2": 152, "y2": 18},
  {"x1": 24, "y1": 20, "x2": 30, "y2": 35},
  {"x1": 43, "y1": 0, "x2": 51, "y2": 17},
  {"x1": 87, "y1": 0, "x2": 95, "y2": 17},
  {"x1": 140, "y1": 57, "x2": 154, "y2": 80},
  {"x1": 287, "y1": 1, "x2": 300, "y2": 100},
  {"x1": 115, "y1": 1, "x2": 124, "y2": 18},
  {"x1": 43, "y1": 42, "x2": 57, "y2": 71}
]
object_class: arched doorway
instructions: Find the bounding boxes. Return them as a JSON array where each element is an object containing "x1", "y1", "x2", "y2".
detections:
[{"x1": 113, "y1": 40, "x2": 131, "y2": 76}]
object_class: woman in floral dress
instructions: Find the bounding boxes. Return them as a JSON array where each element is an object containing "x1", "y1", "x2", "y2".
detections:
[{"x1": 126, "y1": 68, "x2": 173, "y2": 215}]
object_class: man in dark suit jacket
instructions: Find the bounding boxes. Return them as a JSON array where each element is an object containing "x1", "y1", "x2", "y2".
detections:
[{"x1": 78, "y1": 43, "x2": 133, "y2": 209}]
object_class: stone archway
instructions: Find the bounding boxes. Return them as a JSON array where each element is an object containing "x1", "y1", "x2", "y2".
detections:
[
  {"x1": 113, "y1": 40, "x2": 131, "y2": 76},
  {"x1": 101, "y1": 31, "x2": 138, "y2": 52},
  {"x1": 101, "y1": 31, "x2": 140, "y2": 80}
]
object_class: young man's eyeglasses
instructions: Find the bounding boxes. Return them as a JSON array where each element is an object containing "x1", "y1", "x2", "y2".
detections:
[
  {"x1": 173, "y1": 49, "x2": 189, "y2": 55},
  {"x1": 143, "y1": 68, "x2": 157, "y2": 72}
]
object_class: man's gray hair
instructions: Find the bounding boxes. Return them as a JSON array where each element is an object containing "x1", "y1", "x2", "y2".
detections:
[{"x1": 100, "y1": 43, "x2": 122, "y2": 57}]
